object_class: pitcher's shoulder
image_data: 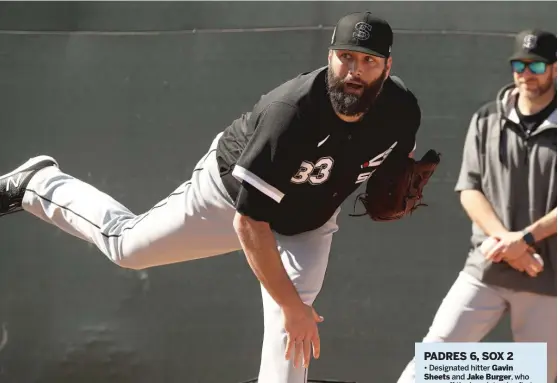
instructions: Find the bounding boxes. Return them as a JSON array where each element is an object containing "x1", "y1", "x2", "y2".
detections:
[
  {"x1": 251, "y1": 67, "x2": 326, "y2": 114},
  {"x1": 385, "y1": 75, "x2": 418, "y2": 102},
  {"x1": 380, "y1": 75, "x2": 419, "y2": 112},
  {"x1": 380, "y1": 76, "x2": 421, "y2": 123}
]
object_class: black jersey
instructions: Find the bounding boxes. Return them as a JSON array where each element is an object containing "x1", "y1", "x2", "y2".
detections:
[{"x1": 216, "y1": 66, "x2": 421, "y2": 235}]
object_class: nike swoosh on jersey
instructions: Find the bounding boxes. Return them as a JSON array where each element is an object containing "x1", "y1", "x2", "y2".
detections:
[{"x1": 317, "y1": 135, "x2": 330, "y2": 147}]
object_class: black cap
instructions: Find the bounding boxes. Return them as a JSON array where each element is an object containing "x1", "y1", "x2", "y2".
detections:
[
  {"x1": 329, "y1": 12, "x2": 393, "y2": 58},
  {"x1": 509, "y1": 29, "x2": 557, "y2": 63}
]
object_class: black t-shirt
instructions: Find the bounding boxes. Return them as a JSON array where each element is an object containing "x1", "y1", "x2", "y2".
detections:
[
  {"x1": 216, "y1": 66, "x2": 421, "y2": 235},
  {"x1": 516, "y1": 93, "x2": 557, "y2": 135}
]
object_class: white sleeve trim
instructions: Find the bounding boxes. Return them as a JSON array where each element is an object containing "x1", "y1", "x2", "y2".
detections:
[
  {"x1": 409, "y1": 141, "x2": 417, "y2": 157},
  {"x1": 232, "y1": 165, "x2": 285, "y2": 203}
]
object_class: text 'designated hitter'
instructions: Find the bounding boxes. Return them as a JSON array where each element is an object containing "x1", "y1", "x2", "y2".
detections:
[{"x1": 415, "y1": 342, "x2": 547, "y2": 383}]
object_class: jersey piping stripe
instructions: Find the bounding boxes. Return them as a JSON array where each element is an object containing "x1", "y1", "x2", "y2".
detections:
[
  {"x1": 24, "y1": 149, "x2": 216, "y2": 239},
  {"x1": 231, "y1": 165, "x2": 285, "y2": 203},
  {"x1": 24, "y1": 187, "x2": 189, "y2": 239}
]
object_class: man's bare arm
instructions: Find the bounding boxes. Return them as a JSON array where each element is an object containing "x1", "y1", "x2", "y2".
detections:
[
  {"x1": 485, "y1": 208, "x2": 556, "y2": 263},
  {"x1": 233, "y1": 212, "x2": 304, "y2": 310},
  {"x1": 233, "y1": 212, "x2": 323, "y2": 368},
  {"x1": 460, "y1": 189, "x2": 507, "y2": 236},
  {"x1": 524, "y1": 208, "x2": 557, "y2": 242},
  {"x1": 461, "y1": 189, "x2": 544, "y2": 275}
]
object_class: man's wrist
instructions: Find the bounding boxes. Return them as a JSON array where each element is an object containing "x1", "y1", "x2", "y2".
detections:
[
  {"x1": 521, "y1": 229, "x2": 536, "y2": 246},
  {"x1": 281, "y1": 299, "x2": 306, "y2": 312}
]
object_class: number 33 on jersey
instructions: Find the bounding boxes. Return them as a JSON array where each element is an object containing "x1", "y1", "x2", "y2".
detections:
[
  {"x1": 289, "y1": 141, "x2": 398, "y2": 186},
  {"x1": 290, "y1": 157, "x2": 334, "y2": 185}
]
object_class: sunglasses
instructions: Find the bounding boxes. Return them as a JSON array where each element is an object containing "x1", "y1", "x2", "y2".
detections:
[{"x1": 511, "y1": 60, "x2": 547, "y2": 75}]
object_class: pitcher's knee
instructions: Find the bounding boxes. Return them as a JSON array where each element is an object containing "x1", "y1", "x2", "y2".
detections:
[
  {"x1": 110, "y1": 256, "x2": 149, "y2": 270},
  {"x1": 103, "y1": 250, "x2": 147, "y2": 269},
  {"x1": 105, "y1": 244, "x2": 153, "y2": 270}
]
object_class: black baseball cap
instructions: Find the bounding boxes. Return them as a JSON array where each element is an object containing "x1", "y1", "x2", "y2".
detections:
[
  {"x1": 329, "y1": 12, "x2": 393, "y2": 58},
  {"x1": 509, "y1": 29, "x2": 557, "y2": 63}
]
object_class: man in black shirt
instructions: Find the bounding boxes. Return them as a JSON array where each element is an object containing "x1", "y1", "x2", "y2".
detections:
[{"x1": 0, "y1": 12, "x2": 421, "y2": 382}]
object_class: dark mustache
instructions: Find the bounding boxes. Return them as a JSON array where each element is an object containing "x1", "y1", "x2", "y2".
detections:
[{"x1": 343, "y1": 78, "x2": 365, "y2": 85}]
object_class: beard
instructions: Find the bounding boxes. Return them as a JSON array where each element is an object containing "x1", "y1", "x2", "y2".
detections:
[
  {"x1": 518, "y1": 76, "x2": 555, "y2": 100},
  {"x1": 326, "y1": 65, "x2": 387, "y2": 117}
]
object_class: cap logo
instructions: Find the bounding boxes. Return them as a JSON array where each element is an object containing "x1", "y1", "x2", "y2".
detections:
[
  {"x1": 523, "y1": 34, "x2": 537, "y2": 49},
  {"x1": 353, "y1": 22, "x2": 372, "y2": 41}
]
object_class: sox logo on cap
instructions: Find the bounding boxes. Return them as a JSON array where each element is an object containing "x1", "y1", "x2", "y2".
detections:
[
  {"x1": 523, "y1": 34, "x2": 537, "y2": 49},
  {"x1": 353, "y1": 22, "x2": 372, "y2": 41}
]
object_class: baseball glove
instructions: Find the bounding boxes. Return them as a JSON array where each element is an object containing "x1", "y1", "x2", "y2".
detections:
[{"x1": 350, "y1": 149, "x2": 441, "y2": 221}]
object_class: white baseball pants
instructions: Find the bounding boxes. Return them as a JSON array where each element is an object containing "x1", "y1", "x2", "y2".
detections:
[
  {"x1": 397, "y1": 271, "x2": 557, "y2": 383},
  {"x1": 21, "y1": 132, "x2": 340, "y2": 383}
]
